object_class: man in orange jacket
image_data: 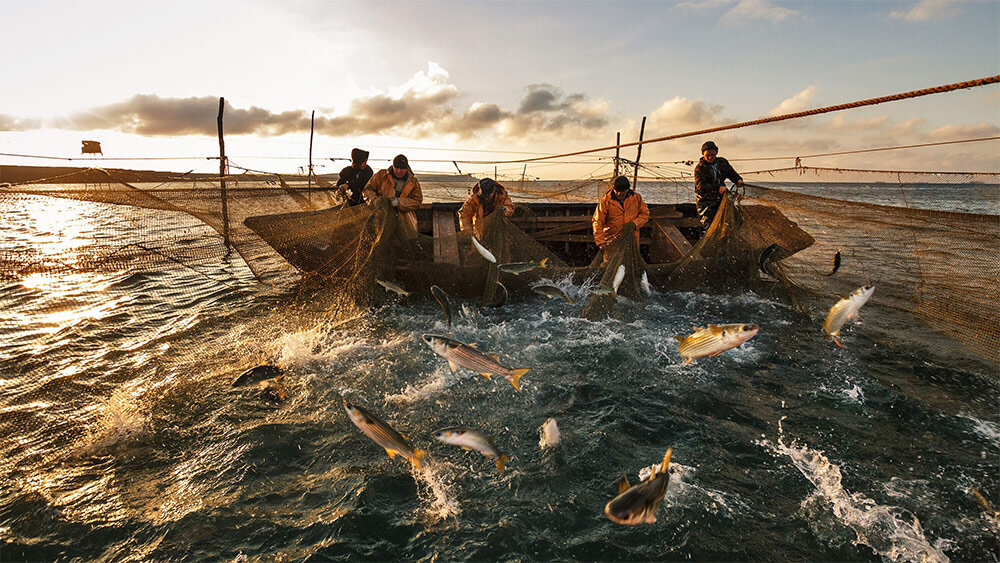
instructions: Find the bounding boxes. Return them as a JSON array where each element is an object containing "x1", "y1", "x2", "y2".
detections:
[
  {"x1": 458, "y1": 178, "x2": 515, "y2": 237},
  {"x1": 363, "y1": 154, "x2": 423, "y2": 237},
  {"x1": 592, "y1": 175, "x2": 650, "y2": 251}
]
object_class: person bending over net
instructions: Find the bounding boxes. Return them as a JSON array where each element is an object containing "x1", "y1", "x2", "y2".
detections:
[
  {"x1": 694, "y1": 141, "x2": 743, "y2": 229},
  {"x1": 459, "y1": 178, "x2": 515, "y2": 238},
  {"x1": 363, "y1": 154, "x2": 423, "y2": 237},
  {"x1": 336, "y1": 148, "x2": 373, "y2": 206},
  {"x1": 592, "y1": 175, "x2": 650, "y2": 263}
]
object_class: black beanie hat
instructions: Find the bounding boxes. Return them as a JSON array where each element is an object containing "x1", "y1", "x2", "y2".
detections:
[
  {"x1": 479, "y1": 178, "x2": 497, "y2": 194},
  {"x1": 351, "y1": 148, "x2": 369, "y2": 165},
  {"x1": 613, "y1": 176, "x2": 630, "y2": 191},
  {"x1": 392, "y1": 154, "x2": 408, "y2": 168},
  {"x1": 701, "y1": 141, "x2": 718, "y2": 152}
]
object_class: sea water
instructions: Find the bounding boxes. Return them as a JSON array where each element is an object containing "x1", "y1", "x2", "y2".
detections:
[{"x1": 1, "y1": 188, "x2": 997, "y2": 561}]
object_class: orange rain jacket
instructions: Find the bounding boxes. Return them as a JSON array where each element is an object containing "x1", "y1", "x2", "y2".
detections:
[
  {"x1": 363, "y1": 168, "x2": 423, "y2": 234},
  {"x1": 592, "y1": 188, "x2": 650, "y2": 247},
  {"x1": 459, "y1": 182, "x2": 515, "y2": 236}
]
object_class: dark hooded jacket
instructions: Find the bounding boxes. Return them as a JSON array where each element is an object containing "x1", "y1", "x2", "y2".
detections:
[
  {"x1": 337, "y1": 164, "x2": 373, "y2": 206},
  {"x1": 693, "y1": 156, "x2": 742, "y2": 211}
]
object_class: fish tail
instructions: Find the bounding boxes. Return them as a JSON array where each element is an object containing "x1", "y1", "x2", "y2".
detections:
[
  {"x1": 497, "y1": 454, "x2": 509, "y2": 476},
  {"x1": 411, "y1": 449, "x2": 426, "y2": 470},
  {"x1": 479, "y1": 372, "x2": 492, "y2": 380},
  {"x1": 540, "y1": 257, "x2": 549, "y2": 268},
  {"x1": 660, "y1": 448, "x2": 672, "y2": 475},
  {"x1": 508, "y1": 368, "x2": 530, "y2": 391}
]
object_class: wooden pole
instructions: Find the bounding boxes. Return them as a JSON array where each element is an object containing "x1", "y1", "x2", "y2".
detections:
[
  {"x1": 614, "y1": 131, "x2": 621, "y2": 178},
  {"x1": 633, "y1": 116, "x2": 646, "y2": 189},
  {"x1": 217, "y1": 97, "x2": 231, "y2": 251},
  {"x1": 308, "y1": 110, "x2": 315, "y2": 189}
]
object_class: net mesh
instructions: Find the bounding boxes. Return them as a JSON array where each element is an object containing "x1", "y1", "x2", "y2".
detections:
[{"x1": 1, "y1": 157, "x2": 998, "y2": 371}]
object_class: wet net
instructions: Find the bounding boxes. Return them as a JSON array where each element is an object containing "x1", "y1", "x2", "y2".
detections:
[{"x1": 2, "y1": 162, "x2": 997, "y2": 370}]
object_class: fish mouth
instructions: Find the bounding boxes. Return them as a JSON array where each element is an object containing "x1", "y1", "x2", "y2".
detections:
[
  {"x1": 421, "y1": 334, "x2": 438, "y2": 344},
  {"x1": 743, "y1": 324, "x2": 760, "y2": 332},
  {"x1": 862, "y1": 285, "x2": 874, "y2": 291}
]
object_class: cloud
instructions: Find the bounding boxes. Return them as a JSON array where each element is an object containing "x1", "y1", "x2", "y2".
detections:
[
  {"x1": 722, "y1": 0, "x2": 800, "y2": 24},
  {"x1": 500, "y1": 84, "x2": 611, "y2": 137},
  {"x1": 769, "y1": 86, "x2": 818, "y2": 116},
  {"x1": 9, "y1": 64, "x2": 610, "y2": 142},
  {"x1": 820, "y1": 114, "x2": 891, "y2": 132},
  {"x1": 891, "y1": 117, "x2": 927, "y2": 136},
  {"x1": 925, "y1": 122, "x2": 1000, "y2": 140},
  {"x1": 889, "y1": 0, "x2": 963, "y2": 22},
  {"x1": 676, "y1": 0, "x2": 733, "y2": 9},
  {"x1": 0, "y1": 114, "x2": 42, "y2": 131},
  {"x1": 649, "y1": 96, "x2": 725, "y2": 130}
]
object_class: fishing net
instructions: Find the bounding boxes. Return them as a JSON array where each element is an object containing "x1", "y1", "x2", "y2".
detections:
[{"x1": 1, "y1": 157, "x2": 998, "y2": 372}]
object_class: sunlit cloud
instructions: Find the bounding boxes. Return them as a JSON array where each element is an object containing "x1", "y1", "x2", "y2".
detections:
[
  {"x1": 0, "y1": 114, "x2": 43, "y2": 132},
  {"x1": 769, "y1": 86, "x2": 817, "y2": 116},
  {"x1": 722, "y1": 0, "x2": 800, "y2": 25},
  {"x1": 889, "y1": 0, "x2": 964, "y2": 22},
  {"x1": 925, "y1": 122, "x2": 1000, "y2": 140},
  {"x1": 649, "y1": 96, "x2": 725, "y2": 130},
  {"x1": 820, "y1": 114, "x2": 891, "y2": 132}
]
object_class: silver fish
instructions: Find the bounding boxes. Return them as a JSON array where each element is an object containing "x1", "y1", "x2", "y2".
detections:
[
  {"x1": 343, "y1": 399, "x2": 426, "y2": 469},
  {"x1": 430, "y1": 285, "x2": 452, "y2": 327},
  {"x1": 589, "y1": 284, "x2": 615, "y2": 296},
  {"x1": 499, "y1": 257, "x2": 549, "y2": 275},
  {"x1": 433, "y1": 426, "x2": 509, "y2": 475},
  {"x1": 232, "y1": 365, "x2": 284, "y2": 387},
  {"x1": 421, "y1": 334, "x2": 529, "y2": 391},
  {"x1": 539, "y1": 417, "x2": 561, "y2": 448},
  {"x1": 640, "y1": 271, "x2": 653, "y2": 296},
  {"x1": 532, "y1": 284, "x2": 574, "y2": 304},
  {"x1": 472, "y1": 236, "x2": 497, "y2": 263},
  {"x1": 612, "y1": 265, "x2": 626, "y2": 294},
  {"x1": 675, "y1": 323, "x2": 759, "y2": 365},
  {"x1": 376, "y1": 279, "x2": 411, "y2": 297},
  {"x1": 604, "y1": 449, "x2": 672, "y2": 525},
  {"x1": 823, "y1": 285, "x2": 874, "y2": 348}
]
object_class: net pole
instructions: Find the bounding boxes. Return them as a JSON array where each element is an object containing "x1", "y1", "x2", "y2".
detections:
[
  {"x1": 308, "y1": 110, "x2": 315, "y2": 190},
  {"x1": 217, "y1": 97, "x2": 231, "y2": 251},
  {"x1": 633, "y1": 117, "x2": 646, "y2": 188},
  {"x1": 614, "y1": 131, "x2": 621, "y2": 178}
]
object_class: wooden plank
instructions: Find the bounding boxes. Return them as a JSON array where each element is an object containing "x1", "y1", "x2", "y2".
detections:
[
  {"x1": 531, "y1": 234, "x2": 651, "y2": 244},
  {"x1": 649, "y1": 219, "x2": 693, "y2": 263},
  {"x1": 510, "y1": 215, "x2": 592, "y2": 223},
  {"x1": 530, "y1": 220, "x2": 592, "y2": 240},
  {"x1": 432, "y1": 209, "x2": 460, "y2": 264}
]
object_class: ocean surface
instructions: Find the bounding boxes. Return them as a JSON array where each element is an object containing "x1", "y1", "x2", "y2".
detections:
[{"x1": 1, "y1": 185, "x2": 998, "y2": 562}]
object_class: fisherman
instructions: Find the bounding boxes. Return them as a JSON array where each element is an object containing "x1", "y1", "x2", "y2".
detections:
[
  {"x1": 693, "y1": 141, "x2": 743, "y2": 229},
  {"x1": 336, "y1": 148, "x2": 373, "y2": 206},
  {"x1": 459, "y1": 178, "x2": 515, "y2": 237},
  {"x1": 363, "y1": 154, "x2": 423, "y2": 237},
  {"x1": 592, "y1": 175, "x2": 650, "y2": 252}
]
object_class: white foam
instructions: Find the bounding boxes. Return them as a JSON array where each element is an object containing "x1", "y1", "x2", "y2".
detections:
[
  {"x1": 414, "y1": 458, "x2": 461, "y2": 522},
  {"x1": 958, "y1": 413, "x2": 1000, "y2": 445},
  {"x1": 841, "y1": 384, "x2": 866, "y2": 404},
  {"x1": 385, "y1": 366, "x2": 460, "y2": 404},
  {"x1": 760, "y1": 436, "x2": 951, "y2": 562},
  {"x1": 74, "y1": 386, "x2": 149, "y2": 455}
]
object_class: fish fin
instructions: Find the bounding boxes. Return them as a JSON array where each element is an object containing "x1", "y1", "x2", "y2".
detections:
[
  {"x1": 618, "y1": 476, "x2": 630, "y2": 494},
  {"x1": 497, "y1": 454, "x2": 509, "y2": 476},
  {"x1": 460, "y1": 446, "x2": 473, "y2": 451},
  {"x1": 708, "y1": 324, "x2": 718, "y2": 330},
  {"x1": 674, "y1": 335, "x2": 684, "y2": 343},
  {"x1": 692, "y1": 325, "x2": 702, "y2": 332},
  {"x1": 399, "y1": 433, "x2": 408, "y2": 440},
  {"x1": 564, "y1": 296, "x2": 575, "y2": 304},
  {"x1": 540, "y1": 257, "x2": 549, "y2": 268},
  {"x1": 274, "y1": 377, "x2": 287, "y2": 401},
  {"x1": 683, "y1": 358, "x2": 693, "y2": 366},
  {"x1": 508, "y1": 368, "x2": 530, "y2": 391},
  {"x1": 469, "y1": 342, "x2": 478, "y2": 348},
  {"x1": 831, "y1": 335, "x2": 845, "y2": 349},
  {"x1": 411, "y1": 449, "x2": 425, "y2": 470},
  {"x1": 448, "y1": 360, "x2": 458, "y2": 372},
  {"x1": 660, "y1": 448, "x2": 672, "y2": 475},
  {"x1": 479, "y1": 373, "x2": 492, "y2": 380},
  {"x1": 490, "y1": 354, "x2": 499, "y2": 360},
  {"x1": 385, "y1": 449, "x2": 397, "y2": 458}
]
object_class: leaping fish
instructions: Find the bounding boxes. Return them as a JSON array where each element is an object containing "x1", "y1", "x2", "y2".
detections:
[
  {"x1": 376, "y1": 279, "x2": 411, "y2": 297},
  {"x1": 472, "y1": 237, "x2": 497, "y2": 263},
  {"x1": 433, "y1": 427, "x2": 510, "y2": 475},
  {"x1": 612, "y1": 265, "x2": 626, "y2": 295},
  {"x1": 675, "y1": 323, "x2": 759, "y2": 365},
  {"x1": 232, "y1": 365, "x2": 287, "y2": 401},
  {"x1": 539, "y1": 417, "x2": 561, "y2": 448},
  {"x1": 343, "y1": 399, "x2": 426, "y2": 469},
  {"x1": 823, "y1": 285, "x2": 874, "y2": 348},
  {"x1": 430, "y1": 285, "x2": 452, "y2": 327},
  {"x1": 499, "y1": 258, "x2": 549, "y2": 275},
  {"x1": 421, "y1": 334, "x2": 529, "y2": 391},
  {"x1": 532, "y1": 284, "x2": 575, "y2": 304},
  {"x1": 640, "y1": 271, "x2": 653, "y2": 296},
  {"x1": 604, "y1": 449, "x2": 672, "y2": 525},
  {"x1": 824, "y1": 251, "x2": 842, "y2": 276}
]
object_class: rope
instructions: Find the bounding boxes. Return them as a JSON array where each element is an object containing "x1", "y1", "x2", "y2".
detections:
[
  {"x1": 743, "y1": 165, "x2": 1000, "y2": 177},
  {"x1": 452, "y1": 75, "x2": 1000, "y2": 165},
  {"x1": 728, "y1": 136, "x2": 1000, "y2": 163}
]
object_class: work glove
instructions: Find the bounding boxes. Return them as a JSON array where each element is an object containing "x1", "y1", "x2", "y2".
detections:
[{"x1": 389, "y1": 197, "x2": 400, "y2": 207}]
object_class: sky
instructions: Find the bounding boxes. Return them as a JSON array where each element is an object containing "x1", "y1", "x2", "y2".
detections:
[{"x1": 1, "y1": 0, "x2": 998, "y2": 181}]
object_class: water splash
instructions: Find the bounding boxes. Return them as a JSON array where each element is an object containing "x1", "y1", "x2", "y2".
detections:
[
  {"x1": 74, "y1": 386, "x2": 149, "y2": 456},
  {"x1": 761, "y1": 434, "x2": 951, "y2": 562},
  {"x1": 414, "y1": 459, "x2": 461, "y2": 522}
]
